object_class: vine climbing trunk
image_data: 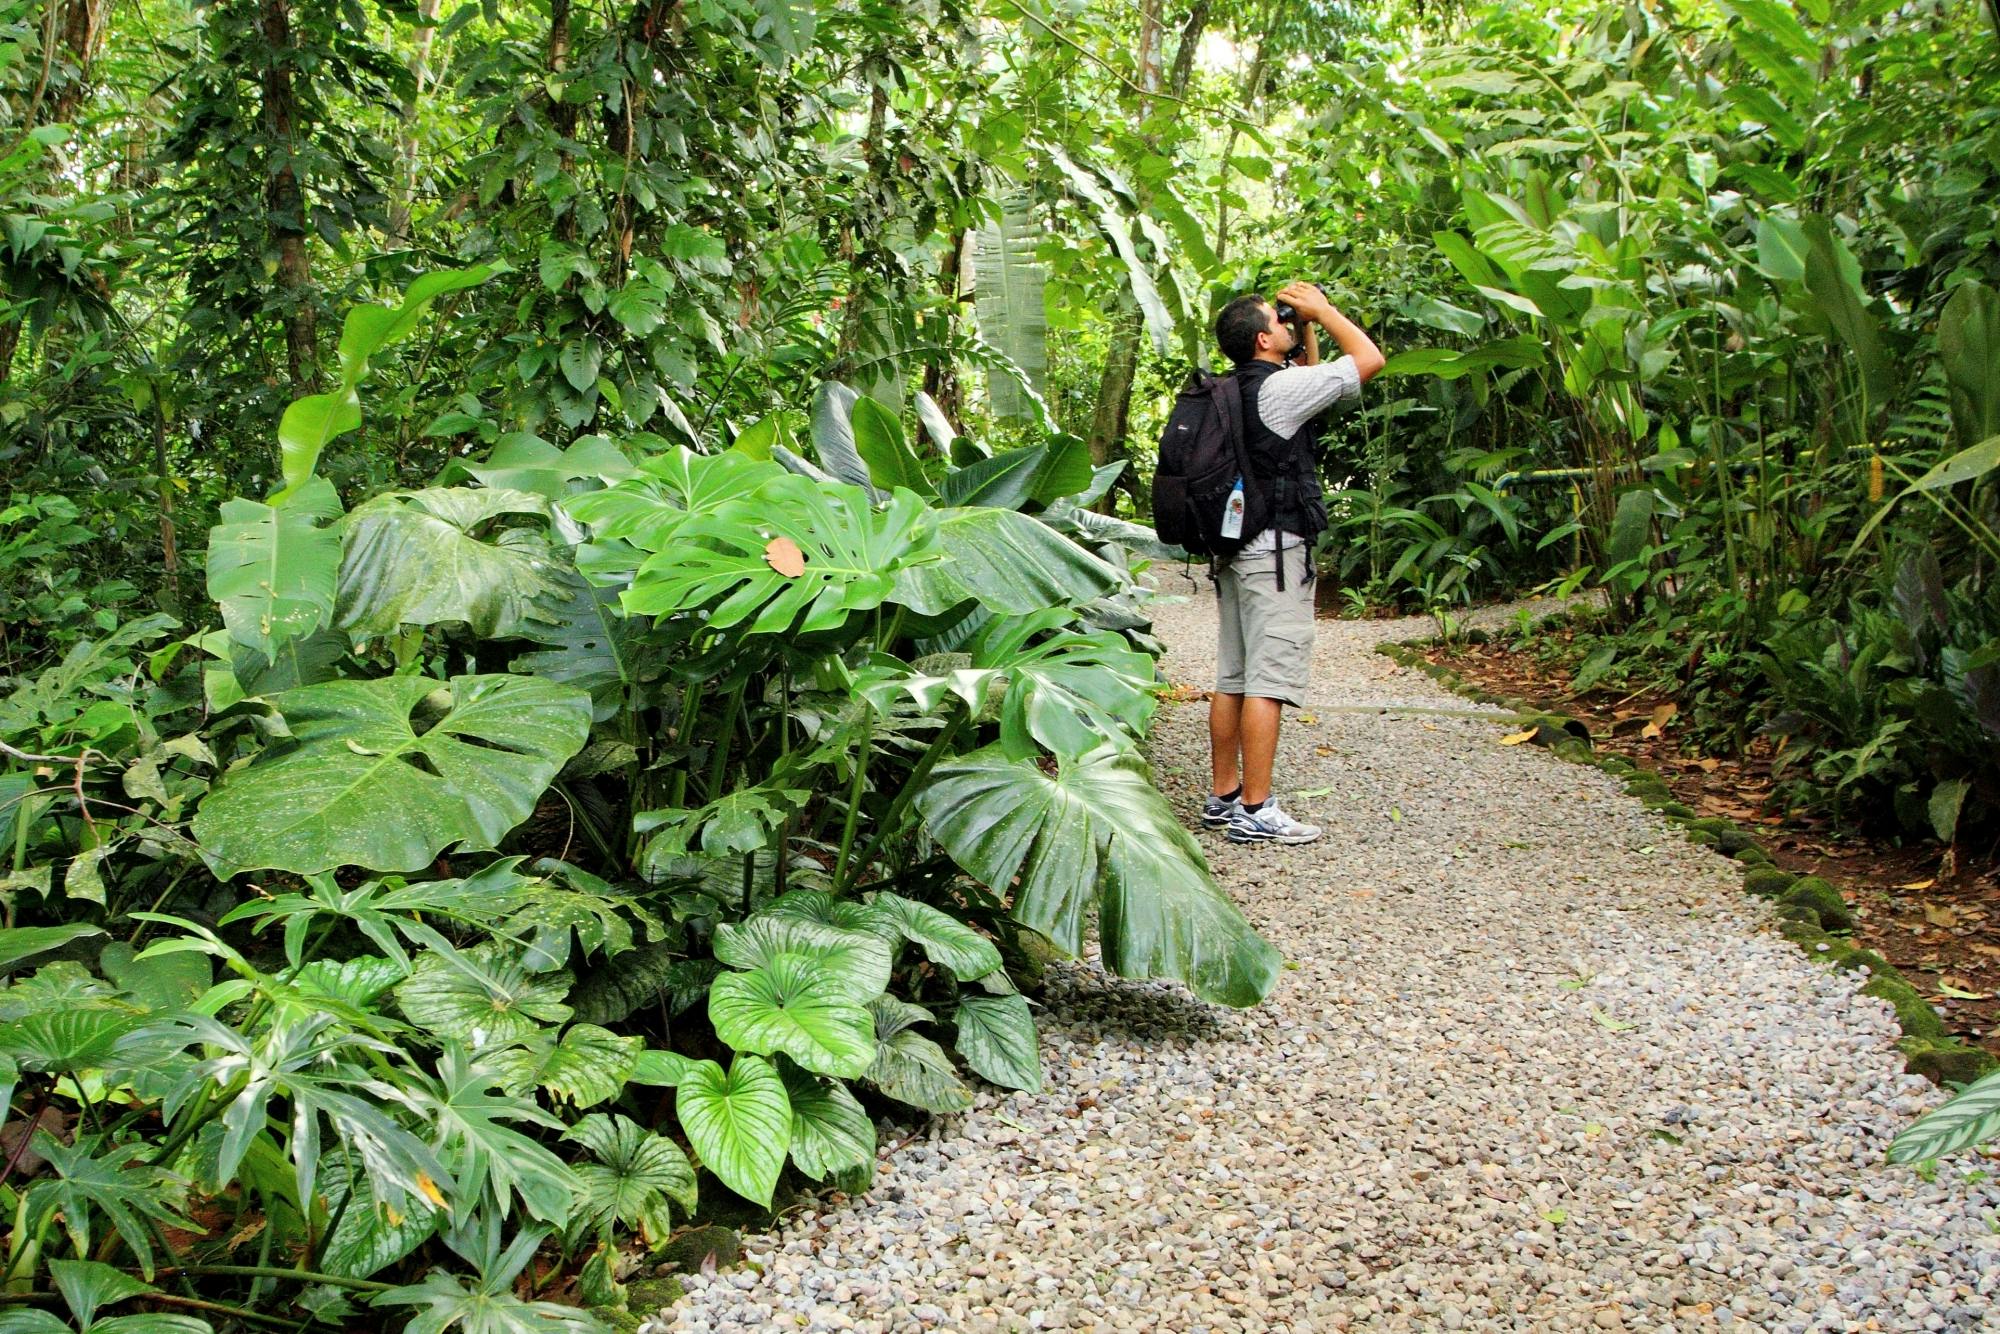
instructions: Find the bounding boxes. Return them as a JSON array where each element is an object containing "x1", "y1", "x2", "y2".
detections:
[{"x1": 260, "y1": 0, "x2": 318, "y2": 392}]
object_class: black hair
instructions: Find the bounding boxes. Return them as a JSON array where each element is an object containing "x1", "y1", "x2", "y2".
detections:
[{"x1": 1216, "y1": 295, "x2": 1273, "y2": 365}]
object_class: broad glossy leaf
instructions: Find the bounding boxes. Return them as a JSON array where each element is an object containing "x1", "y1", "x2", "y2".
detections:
[
  {"x1": 510, "y1": 565, "x2": 654, "y2": 720},
  {"x1": 676, "y1": 1054, "x2": 791, "y2": 1207},
  {"x1": 972, "y1": 621, "x2": 1159, "y2": 758},
  {"x1": 937, "y1": 445, "x2": 1046, "y2": 509},
  {"x1": 1801, "y1": 216, "x2": 1893, "y2": 407},
  {"x1": 1029, "y1": 433, "x2": 1095, "y2": 505},
  {"x1": 565, "y1": 1113, "x2": 696, "y2": 1242},
  {"x1": 206, "y1": 479, "x2": 343, "y2": 659},
  {"x1": 778, "y1": 1061, "x2": 874, "y2": 1180},
  {"x1": 1754, "y1": 214, "x2": 1808, "y2": 283},
  {"x1": 952, "y1": 994, "x2": 1042, "y2": 1092},
  {"x1": 487, "y1": 1025, "x2": 640, "y2": 1107},
  {"x1": 915, "y1": 392, "x2": 958, "y2": 456},
  {"x1": 1940, "y1": 282, "x2": 2000, "y2": 449},
  {"x1": 318, "y1": 1153, "x2": 439, "y2": 1280},
  {"x1": 972, "y1": 193, "x2": 1048, "y2": 422},
  {"x1": 463, "y1": 433, "x2": 637, "y2": 501},
  {"x1": 866, "y1": 892, "x2": 1001, "y2": 980},
  {"x1": 711, "y1": 916, "x2": 892, "y2": 1002},
  {"x1": 335, "y1": 489, "x2": 559, "y2": 640},
  {"x1": 892, "y1": 506, "x2": 1119, "y2": 616},
  {"x1": 394, "y1": 945, "x2": 572, "y2": 1044},
  {"x1": 0, "y1": 1010, "x2": 142, "y2": 1071},
  {"x1": 47, "y1": 1259, "x2": 156, "y2": 1327},
  {"x1": 194, "y1": 673, "x2": 591, "y2": 874},
  {"x1": 0, "y1": 923, "x2": 103, "y2": 973},
  {"x1": 850, "y1": 394, "x2": 933, "y2": 496},
  {"x1": 917, "y1": 745, "x2": 1281, "y2": 1008},
  {"x1": 808, "y1": 381, "x2": 881, "y2": 500},
  {"x1": 709, "y1": 954, "x2": 876, "y2": 1078},
  {"x1": 865, "y1": 1021, "x2": 972, "y2": 1114},
  {"x1": 620, "y1": 474, "x2": 934, "y2": 637}
]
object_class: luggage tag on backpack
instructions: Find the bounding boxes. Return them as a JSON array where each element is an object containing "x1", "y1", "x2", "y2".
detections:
[{"x1": 1220, "y1": 477, "x2": 1246, "y2": 540}]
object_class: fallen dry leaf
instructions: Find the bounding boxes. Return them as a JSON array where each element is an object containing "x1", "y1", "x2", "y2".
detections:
[
  {"x1": 1500, "y1": 729, "x2": 1537, "y2": 745},
  {"x1": 1698, "y1": 758, "x2": 1721, "y2": 773},
  {"x1": 1924, "y1": 904, "x2": 1959, "y2": 929},
  {"x1": 1641, "y1": 701, "x2": 1678, "y2": 740},
  {"x1": 764, "y1": 536, "x2": 807, "y2": 577},
  {"x1": 1898, "y1": 878, "x2": 1936, "y2": 891}
]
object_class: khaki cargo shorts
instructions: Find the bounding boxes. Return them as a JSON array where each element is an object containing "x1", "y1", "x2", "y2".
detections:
[{"x1": 1214, "y1": 543, "x2": 1316, "y2": 707}]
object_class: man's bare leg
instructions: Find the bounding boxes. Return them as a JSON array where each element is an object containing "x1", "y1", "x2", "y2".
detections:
[
  {"x1": 1239, "y1": 696, "x2": 1283, "y2": 806},
  {"x1": 1209, "y1": 691, "x2": 1244, "y2": 796}
]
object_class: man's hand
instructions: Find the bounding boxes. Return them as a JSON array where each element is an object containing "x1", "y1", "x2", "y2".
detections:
[
  {"x1": 1279, "y1": 281, "x2": 1384, "y2": 382},
  {"x1": 1277, "y1": 282, "x2": 1336, "y2": 325}
]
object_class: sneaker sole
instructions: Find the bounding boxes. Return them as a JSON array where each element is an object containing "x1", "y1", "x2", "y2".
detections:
[
  {"x1": 1200, "y1": 813, "x2": 1234, "y2": 828},
  {"x1": 1226, "y1": 826, "x2": 1321, "y2": 845}
]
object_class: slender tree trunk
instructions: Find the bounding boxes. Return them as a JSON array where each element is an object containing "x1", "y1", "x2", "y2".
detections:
[
  {"x1": 922, "y1": 228, "x2": 968, "y2": 429},
  {"x1": 835, "y1": 59, "x2": 892, "y2": 368},
  {"x1": 1214, "y1": 21, "x2": 1274, "y2": 266},
  {"x1": 387, "y1": 0, "x2": 442, "y2": 243},
  {"x1": 260, "y1": 0, "x2": 318, "y2": 392},
  {"x1": 1083, "y1": 2, "x2": 1210, "y2": 510}
]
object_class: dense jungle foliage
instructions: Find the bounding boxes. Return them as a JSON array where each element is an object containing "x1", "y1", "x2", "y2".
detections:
[{"x1": 2, "y1": 0, "x2": 2000, "y2": 1325}]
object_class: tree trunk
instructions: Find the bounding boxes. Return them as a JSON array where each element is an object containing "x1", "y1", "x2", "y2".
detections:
[
  {"x1": 49, "y1": 0, "x2": 112, "y2": 126},
  {"x1": 387, "y1": 0, "x2": 442, "y2": 243},
  {"x1": 1214, "y1": 23, "x2": 1273, "y2": 266},
  {"x1": 260, "y1": 0, "x2": 318, "y2": 392},
  {"x1": 1082, "y1": 2, "x2": 1212, "y2": 511},
  {"x1": 835, "y1": 61, "x2": 892, "y2": 369},
  {"x1": 922, "y1": 229, "x2": 968, "y2": 428}
]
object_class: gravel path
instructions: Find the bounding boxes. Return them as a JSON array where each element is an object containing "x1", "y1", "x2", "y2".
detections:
[{"x1": 651, "y1": 572, "x2": 2000, "y2": 1333}]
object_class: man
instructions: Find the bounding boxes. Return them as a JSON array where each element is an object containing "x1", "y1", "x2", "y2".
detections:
[{"x1": 1202, "y1": 282, "x2": 1384, "y2": 845}]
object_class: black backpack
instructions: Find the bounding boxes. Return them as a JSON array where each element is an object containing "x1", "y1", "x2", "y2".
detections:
[{"x1": 1152, "y1": 369, "x2": 1270, "y2": 559}]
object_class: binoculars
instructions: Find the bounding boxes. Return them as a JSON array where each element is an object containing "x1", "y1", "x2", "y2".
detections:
[{"x1": 1273, "y1": 282, "x2": 1328, "y2": 331}]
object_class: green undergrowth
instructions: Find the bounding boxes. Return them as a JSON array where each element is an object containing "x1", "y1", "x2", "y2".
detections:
[{"x1": 1378, "y1": 639, "x2": 1997, "y2": 1089}]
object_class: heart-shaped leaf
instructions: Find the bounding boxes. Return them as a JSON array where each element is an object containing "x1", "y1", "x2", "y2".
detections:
[
  {"x1": 394, "y1": 945, "x2": 573, "y2": 1044},
  {"x1": 676, "y1": 1055, "x2": 791, "y2": 1207},
  {"x1": 487, "y1": 1024, "x2": 640, "y2": 1107},
  {"x1": 952, "y1": 994, "x2": 1042, "y2": 1092},
  {"x1": 777, "y1": 1061, "x2": 875, "y2": 1181},
  {"x1": 865, "y1": 893, "x2": 1000, "y2": 981},
  {"x1": 709, "y1": 954, "x2": 876, "y2": 1078},
  {"x1": 711, "y1": 916, "x2": 892, "y2": 1002}
]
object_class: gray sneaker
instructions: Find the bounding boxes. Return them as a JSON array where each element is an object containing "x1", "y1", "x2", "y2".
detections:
[
  {"x1": 1227, "y1": 800, "x2": 1322, "y2": 845},
  {"x1": 1201, "y1": 792, "x2": 1243, "y2": 827}
]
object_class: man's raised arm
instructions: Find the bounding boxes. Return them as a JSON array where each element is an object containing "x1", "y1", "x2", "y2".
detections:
[{"x1": 1277, "y1": 282, "x2": 1385, "y2": 382}]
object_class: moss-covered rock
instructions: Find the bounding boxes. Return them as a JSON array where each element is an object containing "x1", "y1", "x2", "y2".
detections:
[
  {"x1": 1899, "y1": 1038, "x2": 1998, "y2": 1086},
  {"x1": 1684, "y1": 828, "x2": 1720, "y2": 848},
  {"x1": 1862, "y1": 975, "x2": 1948, "y2": 1040},
  {"x1": 1686, "y1": 817, "x2": 1732, "y2": 837},
  {"x1": 1832, "y1": 948, "x2": 1895, "y2": 978},
  {"x1": 1712, "y1": 828, "x2": 1758, "y2": 856},
  {"x1": 655, "y1": 1224, "x2": 742, "y2": 1273},
  {"x1": 1732, "y1": 845, "x2": 1773, "y2": 865},
  {"x1": 1742, "y1": 866, "x2": 1798, "y2": 898},
  {"x1": 1777, "y1": 916, "x2": 1831, "y2": 948},
  {"x1": 1651, "y1": 801, "x2": 1696, "y2": 819},
  {"x1": 1780, "y1": 877, "x2": 1853, "y2": 931}
]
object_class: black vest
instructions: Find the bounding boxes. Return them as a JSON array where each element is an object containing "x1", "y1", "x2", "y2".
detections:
[{"x1": 1235, "y1": 361, "x2": 1328, "y2": 542}]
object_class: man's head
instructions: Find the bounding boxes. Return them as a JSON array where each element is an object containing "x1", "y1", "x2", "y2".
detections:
[{"x1": 1215, "y1": 294, "x2": 1297, "y2": 366}]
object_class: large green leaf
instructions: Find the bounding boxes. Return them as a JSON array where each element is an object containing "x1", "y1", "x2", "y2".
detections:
[
  {"x1": 0, "y1": 924, "x2": 103, "y2": 973},
  {"x1": 937, "y1": 445, "x2": 1046, "y2": 510},
  {"x1": 711, "y1": 916, "x2": 892, "y2": 1003},
  {"x1": 972, "y1": 618, "x2": 1159, "y2": 758},
  {"x1": 276, "y1": 266, "x2": 492, "y2": 499},
  {"x1": 709, "y1": 954, "x2": 876, "y2": 1078},
  {"x1": 564, "y1": 1113, "x2": 696, "y2": 1243},
  {"x1": 777, "y1": 1061, "x2": 875, "y2": 1181},
  {"x1": 335, "y1": 489, "x2": 559, "y2": 640},
  {"x1": 916, "y1": 745, "x2": 1281, "y2": 1008},
  {"x1": 461, "y1": 433, "x2": 638, "y2": 501},
  {"x1": 618, "y1": 472, "x2": 935, "y2": 637},
  {"x1": 1800, "y1": 216, "x2": 1893, "y2": 409},
  {"x1": 1940, "y1": 281, "x2": 2000, "y2": 449},
  {"x1": 510, "y1": 565, "x2": 655, "y2": 720},
  {"x1": 193, "y1": 673, "x2": 592, "y2": 874},
  {"x1": 394, "y1": 944, "x2": 573, "y2": 1044},
  {"x1": 318, "y1": 1153, "x2": 439, "y2": 1280},
  {"x1": 1047, "y1": 146, "x2": 1172, "y2": 356},
  {"x1": 952, "y1": 994, "x2": 1042, "y2": 1092},
  {"x1": 866, "y1": 892, "x2": 1001, "y2": 980},
  {"x1": 891, "y1": 506, "x2": 1119, "y2": 616},
  {"x1": 487, "y1": 1024, "x2": 640, "y2": 1107},
  {"x1": 973, "y1": 192, "x2": 1049, "y2": 422},
  {"x1": 1889, "y1": 1067, "x2": 2000, "y2": 1164},
  {"x1": 206, "y1": 478, "x2": 344, "y2": 659},
  {"x1": 849, "y1": 395, "x2": 934, "y2": 497},
  {"x1": 864, "y1": 998, "x2": 972, "y2": 1113},
  {"x1": 676, "y1": 1054, "x2": 791, "y2": 1207},
  {"x1": 807, "y1": 382, "x2": 883, "y2": 500}
]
